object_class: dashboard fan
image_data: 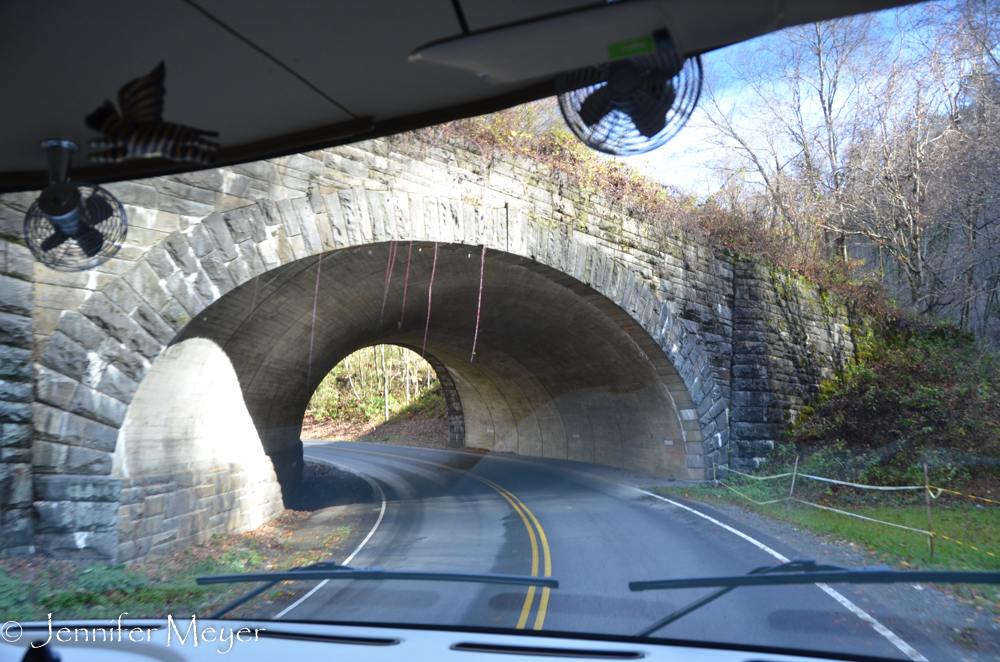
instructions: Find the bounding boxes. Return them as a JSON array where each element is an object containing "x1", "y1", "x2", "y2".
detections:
[
  {"x1": 24, "y1": 140, "x2": 128, "y2": 271},
  {"x1": 557, "y1": 47, "x2": 702, "y2": 156}
]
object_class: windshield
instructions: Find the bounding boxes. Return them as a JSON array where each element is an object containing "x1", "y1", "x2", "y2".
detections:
[{"x1": 4, "y1": 3, "x2": 1000, "y2": 662}]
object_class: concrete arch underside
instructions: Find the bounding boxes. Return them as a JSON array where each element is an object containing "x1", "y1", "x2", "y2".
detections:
[{"x1": 174, "y1": 242, "x2": 694, "y2": 490}]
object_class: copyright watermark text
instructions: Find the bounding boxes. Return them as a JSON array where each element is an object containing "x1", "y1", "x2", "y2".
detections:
[{"x1": 2, "y1": 614, "x2": 265, "y2": 654}]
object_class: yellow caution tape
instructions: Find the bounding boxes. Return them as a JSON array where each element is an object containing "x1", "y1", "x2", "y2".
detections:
[
  {"x1": 932, "y1": 533, "x2": 998, "y2": 559},
  {"x1": 928, "y1": 485, "x2": 1000, "y2": 506}
]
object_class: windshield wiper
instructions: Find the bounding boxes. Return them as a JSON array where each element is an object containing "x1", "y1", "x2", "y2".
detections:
[
  {"x1": 629, "y1": 559, "x2": 1000, "y2": 637},
  {"x1": 198, "y1": 561, "x2": 558, "y2": 619}
]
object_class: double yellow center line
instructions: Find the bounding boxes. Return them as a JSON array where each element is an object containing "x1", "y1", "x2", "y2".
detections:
[{"x1": 336, "y1": 447, "x2": 552, "y2": 630}]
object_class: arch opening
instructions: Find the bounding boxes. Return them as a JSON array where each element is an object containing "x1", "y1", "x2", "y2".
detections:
[
  {"x1": 172, "y1": 242, "x2": 694, "y2": 494},
  {"x1": 301, "y1": 344, "x2": 460, "y2": 448}
]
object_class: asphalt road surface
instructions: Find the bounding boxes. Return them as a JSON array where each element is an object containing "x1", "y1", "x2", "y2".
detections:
[{"x1": 273, "y1": 441, "x2": 963, "y2": 661}]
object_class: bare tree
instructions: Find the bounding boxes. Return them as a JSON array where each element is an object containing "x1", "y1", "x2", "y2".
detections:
[
  {"x1": 701, "y1": 13, "x2": 887, "y2": 263},
  {"x1": 844, "y1": 0, "x2": 1000, "y2": 341},
  {"x1": 700, "y1": 0, "x2": 1000, "y2": 345}
]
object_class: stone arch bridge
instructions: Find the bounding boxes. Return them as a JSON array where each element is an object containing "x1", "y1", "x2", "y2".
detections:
[{"x1": 0, "y1": 139, "x2": 868, "y2": 563}]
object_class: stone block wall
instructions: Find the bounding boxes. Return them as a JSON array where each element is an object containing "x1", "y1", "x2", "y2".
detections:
[
  {"x1": 729, "y1": 258, "x2": 870, "y2": 470},
  {"x1": 117, "y1": 460, "x2": 283, "y2": 563},
  {"x1": 0, "y1": 238, "x2": 35, "y2": 555}
]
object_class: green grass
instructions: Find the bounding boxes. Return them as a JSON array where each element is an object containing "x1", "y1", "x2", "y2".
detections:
[
  {"x1": 659, "y1": 478, "x2": 1000, "y2": 610},
  {"x1": 699, "y1": 325, "x2": 1000, "y2": 611},
  {"x1": 0, "y1": 521, "x2": 351, "y2": 622}
]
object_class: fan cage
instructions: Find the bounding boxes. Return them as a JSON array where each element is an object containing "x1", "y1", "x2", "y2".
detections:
[
  {"x1": 558, "y1": 54, "x2": 703, "y2": 156},
  {"x1": 24, "y1": 183, "x2": 128, "y2": 271}
]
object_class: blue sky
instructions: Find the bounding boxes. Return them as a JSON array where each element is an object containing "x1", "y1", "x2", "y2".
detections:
[
  {"x1": 621, "y1": 5, "x2": 919, "y2": 196},
  {"x1": 621, "y1": 39, "x2": 764, "y2": 195}
]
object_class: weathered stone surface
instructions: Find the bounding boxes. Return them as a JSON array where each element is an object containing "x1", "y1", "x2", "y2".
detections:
[
  {"x1": 68, "y1": 384, "x2": 127, "y2": 428},
  {"x1": 79, "y1": 293, "x2": 139, "y2": 343},
  {"x1": 126, "y1": 326, "x2": 162, "y2": 360},
  {"x1": 203, "y1": 213, "x2": 239, "y2": 260},
  {"x1": 36, "y1": 475, "x2": 121, "y2": 502},
  {"x1": 132, "y1": 303, "x2": 175, "y2": 345},
  {"x1": 32, "y1": 439, "x2": 68, "y2": 473},
  {"x1": 96, "y1": 363, "x2": 139, "y2": 403},
  {"x1": 37, "y1": 332, "x2": 89, "y2": 382},
  {"x1": 99, "y1": 337, "x2": 148, "y2": 382},
  {"x1": 104, "y1": 180, "x2": 158, "y2": 207},
  {"x1": 0, "y1": 378, "x2": 31, "y2": 403},
  {"x1": 55, "y1": 310, "x2": 107, "y2": 351},
  {"x1": 0, "y1": 345, "x2": 31, "y2": 381},
  {"x1": 36, "y1": 500, "x2": 119, "y2": 532},
  {"x1": 35, "y1": 365, "x2": 79, "y2": 409},
  {"x1": 36, "y1": 531, "x2": 118, "y2": 560},
  {"x1": 164, "y1": 233, "x2": 200, "y2": 273},
  {"x1": 185, "y1": 223, "x2": 216, "y2": 257},
  {"x1": 66, "y1": 445, "x2": 113, "y2": 475},
  {"x1": 0, "y1": 274, "x2": 32, "y2": 316},
  {"x1": 125, "y1": 261, "x2": 173, "y2": 312},
  {"x1": 1, "y1": 423, "x2": 31, "y2": 447},
  {"x1": 0, "y1": 463, "x2": 32, "y2": 506},
  {"x1": 102, "y1": 278, "x2": 143, "y2": 314},
  {"x1": 0, "y1": 311, "x2": 32, "y2": 349},
  {"x1": 0, "y1": 239, "x2": 34, "y2": 280},
  {"x1": 199, "y1": 251, "x2": 235, "y2": 293}
]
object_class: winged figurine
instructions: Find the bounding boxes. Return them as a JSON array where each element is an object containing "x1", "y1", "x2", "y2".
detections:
[{"x1": 85, "y1": 62, "x2": 220, "y2": 164}]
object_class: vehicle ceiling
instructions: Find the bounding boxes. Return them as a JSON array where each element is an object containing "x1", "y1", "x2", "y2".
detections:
[{"x1": 0, "y1": 0, "x2": 918, "y2": 192}]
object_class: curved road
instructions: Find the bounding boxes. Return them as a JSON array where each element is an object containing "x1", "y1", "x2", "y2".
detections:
[{"x1": 274, "y1": 441, "x2": 952, "y2": 661}]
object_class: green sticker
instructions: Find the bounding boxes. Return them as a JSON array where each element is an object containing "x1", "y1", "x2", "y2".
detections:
[{"x1": 607, "y1": 35, "x2": 655, "y2": 60}]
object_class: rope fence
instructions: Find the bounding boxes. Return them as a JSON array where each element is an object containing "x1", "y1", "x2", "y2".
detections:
[{"x1": 711, "y1": 459, "x2": 998, "y2": 560}]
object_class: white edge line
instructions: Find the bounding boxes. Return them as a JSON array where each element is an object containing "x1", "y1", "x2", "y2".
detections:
[
  {"x1": 635, "y1": 488, "x2": 928, "y2": 662},
  {"x1": 274, "y1": 455, "x2": 387, "y2": 620},
  {"x1": 298, "y1": 444, "x2": 929, "y2": 661}
]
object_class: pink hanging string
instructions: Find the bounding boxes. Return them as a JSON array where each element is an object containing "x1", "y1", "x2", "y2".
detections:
[
  {"x1": 378, "y1": 206, "x2": 404, "y2": 330},
  {"x1": 471, "y1": 244, "x2": 485, "y2": 362},
  {"x1": 378, "y1": 238, "x2": 398, "y2": 329},
  {"x1": 306, "y1": 252, "x2": 322, "y2": 386},
  {"x1": 399, "y1": 239, "x2": 413, "y2": 328},
  {"x1": 422, "y1": 242, "x2": 439, "y2": 357}
]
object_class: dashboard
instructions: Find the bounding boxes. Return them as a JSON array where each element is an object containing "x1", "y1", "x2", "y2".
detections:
[{"x1": 2, "y1": 619, "x2": 895, "y2": 662}]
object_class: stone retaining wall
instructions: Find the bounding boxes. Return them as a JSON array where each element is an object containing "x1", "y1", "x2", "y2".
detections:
[
  {"x1": 116, "y1": 460, "x2": 283, "y2": 563},
  {"x1": 729, "y1": 258, "x2": 869, "y2": 470},
  {"x1": 0, "y1": 239, "x2": 35, "y2": 556}
]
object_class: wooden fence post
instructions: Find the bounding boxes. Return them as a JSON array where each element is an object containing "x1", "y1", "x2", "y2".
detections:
[
  {"x1": 789, "y1": 456, "x2": 800, "y2": 498},
  {"x1": 787, "y1": 456, "x2": 799, "y2": 514},
  {"x1": 924, "y1": 462, "x2": 934, "y2": 558}
]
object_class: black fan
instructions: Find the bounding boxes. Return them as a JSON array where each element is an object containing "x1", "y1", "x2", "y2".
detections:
[
  {"x1": 24, "y1": 140, "x2": 128, "y2": 271},
  {"x1": 557, "y1": 44, "x2": 702, "y2": 156}
]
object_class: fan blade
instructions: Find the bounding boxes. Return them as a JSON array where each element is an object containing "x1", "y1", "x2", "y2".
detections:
[
  {"x1": 558, "y1": 64, "x2": 608, "y2": 93},
  {"x1": 642, "y1": 67, "x2": 673, "y2": 89},
  {"x1": 84, "y1": 195, "x2": 114, "y2": 225},
  {"x1": 40, "y1": 228, "x2": 70, "y2": 252},
  {"x1": 628, "y1": 87, "x2": 675, "y2": 138},
  {"x1": 578, "y1": 85, "x2": 616, "y2": 127},
  {"x1": 75, "y1": 226, "x2": 105, "y2": 258}
]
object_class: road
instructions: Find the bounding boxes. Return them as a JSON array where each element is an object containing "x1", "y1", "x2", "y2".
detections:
[{"x1": 272, "y1": 441, "x2": 953, "y2": 661}]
